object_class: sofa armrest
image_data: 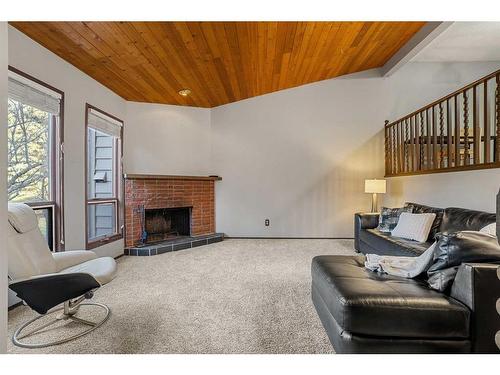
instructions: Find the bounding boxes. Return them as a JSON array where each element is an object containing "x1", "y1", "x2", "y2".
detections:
[
  {"x1": 354, "y1": 212, "x2": 379, "y2": 252},
  {"x1": 450, "y1": 263, "x2": 500, "y2": 353}
]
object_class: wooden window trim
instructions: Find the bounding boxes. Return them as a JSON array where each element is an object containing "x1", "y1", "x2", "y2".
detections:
[
  {"x1": 7, "y1": 66, "x2": 65, "y2": 251},
  {"x1": 84, "y1": 103, "x2": 124, "y2": 250}
]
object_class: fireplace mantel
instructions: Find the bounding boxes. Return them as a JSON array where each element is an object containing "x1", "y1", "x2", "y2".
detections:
[{"x1": 124, "y1": 173, "x2": 222, "y2": 181}]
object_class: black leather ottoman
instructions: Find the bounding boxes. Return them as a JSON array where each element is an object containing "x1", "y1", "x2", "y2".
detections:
[{"x1": 311, "y1": 255, "x2": 471, "y2": 353}]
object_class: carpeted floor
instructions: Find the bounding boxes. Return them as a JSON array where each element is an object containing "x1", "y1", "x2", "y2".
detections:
[{"x1": 7, "y1": 239, "x2": 355, "y2": 354}]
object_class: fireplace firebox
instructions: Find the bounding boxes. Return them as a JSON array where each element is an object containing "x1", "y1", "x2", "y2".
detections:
[{"x1": 140, "y1": 206, "x2": 192, "y2": 245}]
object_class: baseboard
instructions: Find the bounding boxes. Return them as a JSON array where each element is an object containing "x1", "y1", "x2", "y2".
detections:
[
  {"x1": 225, "y1": 236, "x2": 354, "y2": 240},
  {"x1": 8, "y1": 301, "x2": 23, "y2": 311}
]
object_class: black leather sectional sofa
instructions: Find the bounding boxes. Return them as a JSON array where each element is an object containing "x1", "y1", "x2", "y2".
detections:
[
  {"x1": 354, "y1": 202, "x2": 495, "y2": 256},
  {"x1": 311, "y1": 202, "x2": 500, "y2": 353}
]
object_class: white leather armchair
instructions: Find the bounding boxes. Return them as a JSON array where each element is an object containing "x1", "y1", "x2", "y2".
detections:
[{"x1": 7, "y1": 203, "x2": 117, "y2": 348}]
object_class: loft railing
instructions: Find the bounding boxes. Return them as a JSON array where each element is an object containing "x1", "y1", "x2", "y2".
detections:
[{"x1": 385, "y1": 69, "x2": 500, "y2": 177}]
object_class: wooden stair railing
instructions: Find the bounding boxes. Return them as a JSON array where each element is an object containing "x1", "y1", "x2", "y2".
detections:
[{"x1": 385, "y1": 69, "x2": 500, "y2": 177}]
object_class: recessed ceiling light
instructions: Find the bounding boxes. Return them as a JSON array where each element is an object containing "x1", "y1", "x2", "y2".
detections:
[{"x1": 178, "y1": 89, "x2": 191, "y2": 97}]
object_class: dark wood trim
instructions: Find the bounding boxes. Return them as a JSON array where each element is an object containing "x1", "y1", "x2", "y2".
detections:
[
  {"x1": 87, "y1": 103, "x2": 124, "y2": 124},
  {"x1": 123, "y1": 174, "x2": 222, "y2": 181},
  {"x1": 87, "y1": 198, "x2": 119, "y2": 204},
  {"x1": 7, "y1": 66, "x2": 65, "y2": 251},
  {"x1": 8, "y1": 65, "x2": 64, "y2": 96},
  {"x1": 386, "y1": 161, "x2": 500, "y2": 178},
  {"x1": 87, "y1": 233, "x2": 123, "y2": 250},
  {"x1": 84, "y1": 103, "x2": 124, "y2": 250}
]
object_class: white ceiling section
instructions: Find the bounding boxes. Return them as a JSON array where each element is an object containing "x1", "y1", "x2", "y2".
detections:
[{"x1": 413, "y1": 22, "x2": 500, "y2": 62}]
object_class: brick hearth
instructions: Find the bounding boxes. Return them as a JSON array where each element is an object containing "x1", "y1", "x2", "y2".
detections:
[{"x1": 124, "y1": 174, "x2": 219, "y2": 248}]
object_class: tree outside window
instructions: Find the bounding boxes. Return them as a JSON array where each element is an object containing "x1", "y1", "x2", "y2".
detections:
[{"x1": 7, "y1": 98, "x2": 51, "y2": 203}]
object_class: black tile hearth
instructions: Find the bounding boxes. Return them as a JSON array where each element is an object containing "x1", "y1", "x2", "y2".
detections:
[{"x1": 125, "y1": 233, "x2": 224, "y2": 256}]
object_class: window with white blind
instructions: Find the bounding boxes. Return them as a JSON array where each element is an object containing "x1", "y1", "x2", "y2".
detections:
[
  {"x1": 85, "y1": 104, "x2": 123, "y2": 249},
  {"x1": 7, "y1": 67, "x2": 64, "y2": 251}
]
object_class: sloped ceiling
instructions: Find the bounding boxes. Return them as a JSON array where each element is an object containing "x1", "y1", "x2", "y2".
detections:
[{"x1": 11, "y1": 21, "x2": 426, "y2": 107}]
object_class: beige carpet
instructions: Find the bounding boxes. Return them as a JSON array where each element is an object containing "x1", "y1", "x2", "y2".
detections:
[{"x1": 7, "y1": 239, "x2": 355, "y2": 354}]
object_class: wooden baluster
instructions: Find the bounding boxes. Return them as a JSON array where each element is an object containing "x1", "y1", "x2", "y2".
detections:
[
  {"x1": 447, "y1": 99, "x2": 452, "y2": 167},
  {"x1": 384, "y1": 120, "x2": 389, "y2": 175},
  {"x1": 426, "y1": 108, "x2": 431, "y2": 169},
  {"x1": 396, "y1": 121, "x2": 401, "y2": 173},
  {"x1": 391, "y1": 124, "x2": 398, "y2": 174},
  {"x1": 473, "y1": 85, "x2": 480, "y2": 164},
  {"x1": 496, "y1": 74, "x2": 500, "y2": 162},
  {"x1": 405, "y1": 118, "x2": 409, "y2": 172},
  {"x1": 400, "y1": 120, "x2": 404, "y2": 172},
  {"x1": 413, "y1": 115, "x2": 422, "y2": 171},
  {"x1": 409, "y1": 117, "x2": 415, "y2": 171},
  {"x1": 420, "y1": 111, "x2": 425, "y2": 169},
  {"x1": 454, "y1": 94, "x2": 460, "y2": 166},
  {"x1": 439, "y1": 102, "x2": 445, "y2": 168},
  {"x1": 464, "y1": 90, "x2": 470, "y2": 165},
  {"x1": 484, "y1": 81, "x2": 491, "y2": 163},
  {"x1": 432, "y1": 106, "x2": 438, "y2": 169}
]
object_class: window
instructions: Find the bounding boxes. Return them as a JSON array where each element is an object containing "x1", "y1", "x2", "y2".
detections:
[
  {"x1": 85, "y1": 104, "x2": 123, "y2": 249},
  {"x1": 7, "y1": 67, "x2": 64, "y2": 251}
]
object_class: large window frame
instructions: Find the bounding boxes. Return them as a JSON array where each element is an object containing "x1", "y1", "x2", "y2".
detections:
[
  {"x1": 85, "y1": 103, "x2": 124, "y2": 250},
  {"x1": 7, "y1": 66, "x2": 65, "y2": 251}
]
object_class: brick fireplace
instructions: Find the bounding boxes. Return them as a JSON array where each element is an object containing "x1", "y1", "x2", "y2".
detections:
[{"x1": 124, "y1": 174, "x2": 220, "y2": 249}]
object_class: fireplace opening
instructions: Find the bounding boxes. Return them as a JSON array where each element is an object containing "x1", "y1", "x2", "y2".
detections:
[{"x1": 141, "y1": 206, "x2": 192, "y2": 245}]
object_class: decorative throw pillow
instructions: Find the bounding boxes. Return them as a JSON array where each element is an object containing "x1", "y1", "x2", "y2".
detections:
[
  {"x1": 391, "y1": 212, "x2": 437, "y2": 243},
  {"x1": 480, "y1": 222, "x2": 497, "y2": 237},
  {"x1": 376, "y1": 206, "x2": 413, "y2": 233},
  {"x1": 427, "y1": 230, "x2": 500, "y2": 292},
  {"x1": 405, "y1": 202, "x2": 444, "y2": 241}
]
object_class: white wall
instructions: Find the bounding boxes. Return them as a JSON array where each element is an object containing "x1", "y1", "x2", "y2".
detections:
[
  {"x1": 211, "y1": 70, "x2": 387, "y2": 237},
  {"x1": 211, "y1": 62, "x2": 500, "y2": 237},
  {"x1": 387, "y1": 169, "x2": 500, "y2": 212},
  {"x1": 384, "y1": 62, "x2": 500, "y2": 213},
  {"x1": 8, "y1": 26, "x2": 126, "y2": 258},
  {"x1": 124, "y1": 102, "x2": 211, "y2": 176},
  {"x1": 0, "y1": 21, "x2": 8, "y2": 354}
]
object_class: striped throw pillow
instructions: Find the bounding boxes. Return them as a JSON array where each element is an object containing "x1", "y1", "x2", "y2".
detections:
[{"x1": 391, "y1": 212, "x2": 437, "y2": 243}]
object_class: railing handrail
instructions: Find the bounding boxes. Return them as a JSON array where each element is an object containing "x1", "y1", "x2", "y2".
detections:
[{"x1": 386, "y1": 68, "x2": 500, "y2": 128}]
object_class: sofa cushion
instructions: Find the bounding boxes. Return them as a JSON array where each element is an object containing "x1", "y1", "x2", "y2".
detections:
[
  {"x1": 359, "y1": 228, "x2": 431, "y2": 257},
  {"x1": 311, "y1": 255, "x2": 470, "y2": 339},
  {"x1": 405, "y1": 202, "x2": 444, "y2": 241},
  {"x1": 440, "y1": 207, "x2": 495, "y2": 233}
]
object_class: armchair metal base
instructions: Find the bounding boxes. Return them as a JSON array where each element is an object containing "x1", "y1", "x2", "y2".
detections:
[{"x1": 12, "y1": 299, "x2": 110, "y2": 349}]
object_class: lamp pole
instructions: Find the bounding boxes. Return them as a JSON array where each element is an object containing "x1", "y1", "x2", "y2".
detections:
[{"x1": 371, "y1": 193, "x2": 378, "y2": 213}]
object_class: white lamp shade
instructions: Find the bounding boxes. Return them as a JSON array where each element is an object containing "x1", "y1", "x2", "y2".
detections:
[{"x1": 365, "y1": 179, "x2": 386, "y2": 194}]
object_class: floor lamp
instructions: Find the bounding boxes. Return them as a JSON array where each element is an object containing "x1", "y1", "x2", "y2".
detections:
[{"x1": 365, "y1": 179, "x2": 386, "y2": 213}]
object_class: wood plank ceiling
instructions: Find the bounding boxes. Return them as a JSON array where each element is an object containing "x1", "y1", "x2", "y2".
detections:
[{"x1": 10, "y1": 22, "x2": 426, "y2": 108}]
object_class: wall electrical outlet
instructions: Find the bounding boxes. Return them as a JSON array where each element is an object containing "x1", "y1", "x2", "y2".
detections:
[{"x1": 265, "y1": 219, "x2": 270, "y2": 226}]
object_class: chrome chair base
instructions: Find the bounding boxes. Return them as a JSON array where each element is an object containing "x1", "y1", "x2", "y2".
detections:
[{"x1": 12, "y1": 301, "x2": 110, "y2": 349}]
